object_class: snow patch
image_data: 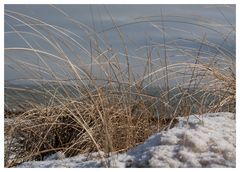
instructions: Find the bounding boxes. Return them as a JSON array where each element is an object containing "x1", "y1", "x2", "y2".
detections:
[{"x1": 16, "y1": 112, "x2": 236, "y2": 168}]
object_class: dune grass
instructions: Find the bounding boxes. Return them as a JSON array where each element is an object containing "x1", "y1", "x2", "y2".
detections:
[{"x1": 4, "y1": 5, "x2": 235, "y2": 167}]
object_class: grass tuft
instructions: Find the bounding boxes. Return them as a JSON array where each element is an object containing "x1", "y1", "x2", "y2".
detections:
[{"x1": 4, "y1": 5, "x2": 235, "y2": 167}]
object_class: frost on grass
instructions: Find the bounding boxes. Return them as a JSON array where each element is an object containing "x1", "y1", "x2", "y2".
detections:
[{"x1": 16, "y1": 112, "x2": 236, "y2": 168}]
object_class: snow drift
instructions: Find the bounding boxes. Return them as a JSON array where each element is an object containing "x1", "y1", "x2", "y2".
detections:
[{"x1": 16, "y1": 112, "x2": 236, "y2": 168}]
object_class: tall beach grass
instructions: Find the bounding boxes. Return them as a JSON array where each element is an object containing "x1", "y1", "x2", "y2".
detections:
[{"x1": 4, "y1": 5, "x2": 235, "y2": 167}]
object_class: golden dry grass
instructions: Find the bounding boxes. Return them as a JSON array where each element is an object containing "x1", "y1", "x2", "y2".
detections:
[{"x1": 4, "y1": 6, "x2": 235, "y2": 167}]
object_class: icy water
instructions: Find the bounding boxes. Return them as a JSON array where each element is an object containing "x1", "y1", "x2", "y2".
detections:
[
  {"x1": 5, "y1": 84, "x2": 217, "y2": 118},
  {"x1": 4, "y1": 5, "x2": 235, "y2": 114},
  {"x1": 5, "y1": 5, "x2": 235, "y2": 83}
]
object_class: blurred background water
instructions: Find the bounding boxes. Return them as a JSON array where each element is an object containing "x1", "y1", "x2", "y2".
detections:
[{"x1": 4, "y1": 4, "x2": 236, "y2": 110}]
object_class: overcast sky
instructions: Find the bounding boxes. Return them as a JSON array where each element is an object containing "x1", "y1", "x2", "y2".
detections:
[{"x1": 4, "y1": 5, "x2": 236, "y2": 83}]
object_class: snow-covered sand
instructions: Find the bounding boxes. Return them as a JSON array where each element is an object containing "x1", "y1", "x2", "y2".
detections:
[{"x1": 16, "y1": 112, "x2": 236, "y2": 168}]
